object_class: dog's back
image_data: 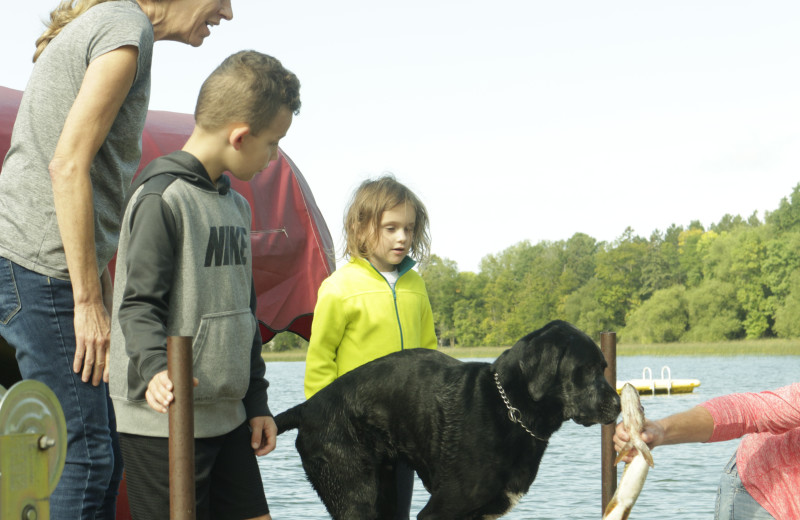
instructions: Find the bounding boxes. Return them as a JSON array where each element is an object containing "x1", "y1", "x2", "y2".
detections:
[{"x1": 274, "y1": 349, "x2": 460, "y2": 436}]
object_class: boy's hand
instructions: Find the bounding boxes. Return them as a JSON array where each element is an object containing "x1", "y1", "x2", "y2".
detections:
[
  {"x1": 146, "y1": 370, "x2": 198, "y2": 413},
  {"x1": 146, "y1": 371, "x2": 173, "y2": 413},
  {"x1": 249, "y1": 416, "x2": 277, "y2": 456}
]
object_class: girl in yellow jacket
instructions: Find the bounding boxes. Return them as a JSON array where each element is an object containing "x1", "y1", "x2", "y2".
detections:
[{"x1": 303, "y1": 174, "x2": 437, "y2": 519}]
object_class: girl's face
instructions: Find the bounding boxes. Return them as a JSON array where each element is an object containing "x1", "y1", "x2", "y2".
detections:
[{"x1": 368, "y1": 201, "x2": 415, "y2": 272}]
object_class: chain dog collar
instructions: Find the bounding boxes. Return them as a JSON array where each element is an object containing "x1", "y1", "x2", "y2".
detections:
[{"x1": 493, "y1": 372, "x2": 549, "y2": 442}]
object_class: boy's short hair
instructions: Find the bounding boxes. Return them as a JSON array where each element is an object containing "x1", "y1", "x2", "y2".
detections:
[
  {"x1": 344, "y1": 174, "x2": 431, "y2": 263},
  {"x1": 195, "y1": 50, "x2": 301, "y2": 135}
]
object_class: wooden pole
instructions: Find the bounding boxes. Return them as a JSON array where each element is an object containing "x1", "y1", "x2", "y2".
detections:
[
  {"x1": 168, "y1": 336, "x2": 195, "y2": 520},
  {"x1": 600, "y1": 331, "x2": 617, "y2": 515}
]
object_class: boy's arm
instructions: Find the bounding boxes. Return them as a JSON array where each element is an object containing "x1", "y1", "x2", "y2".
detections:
[
  {"x1": 117, "y1": 192, "x2": 177, "y2": 385},
  {"x1": 303, "y1": 283, "x2": 346, "y2": 399},
  {"x1": 242, "y1": 279, "x2": 270, "y2": 419}
]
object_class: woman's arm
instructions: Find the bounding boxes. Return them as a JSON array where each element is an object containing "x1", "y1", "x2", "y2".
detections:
[
  {"x1": 646, "y1": 406, "x2": 715, "y2": 447},
  {"x1": 49, "y1": 45, "x2": 139, "y2": 386},
  {"x1": 613, "y1": 405, "x2": 714, "y2": 462},
  {"x1": 701, "y1": 384, "x2": 800, "y2": 441}
]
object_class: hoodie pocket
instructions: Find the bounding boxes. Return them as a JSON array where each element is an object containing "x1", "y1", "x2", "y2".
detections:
[{"x1": 191, "y1": 309, "x2": 255, "y2": 402}]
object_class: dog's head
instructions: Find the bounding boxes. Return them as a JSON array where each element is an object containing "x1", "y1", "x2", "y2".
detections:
[{"x1": 495, "y1": 320, "x2": 621, "y2": 429}]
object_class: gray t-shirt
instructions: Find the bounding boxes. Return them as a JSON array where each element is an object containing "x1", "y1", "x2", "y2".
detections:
[{"x1": 0, "y1": 0, "x2": 153, "y2": 280}]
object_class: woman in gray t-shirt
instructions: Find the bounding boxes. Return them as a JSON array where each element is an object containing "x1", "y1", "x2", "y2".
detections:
[{"x1": 0, "y1": 1, "x2": 234, "y2": 518}]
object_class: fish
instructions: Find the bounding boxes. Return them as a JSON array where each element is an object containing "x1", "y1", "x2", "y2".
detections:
[
  {"x1": 603, "y1": 382, "x2": 654, "y2": 520},
  {"x1": 613, "y1": 383, "x2": 654, "y2": 467}
]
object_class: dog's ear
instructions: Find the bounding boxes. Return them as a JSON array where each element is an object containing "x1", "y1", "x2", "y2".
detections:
[{"x1": 519, "y1": 340, "x2": 561, "y2": 401}]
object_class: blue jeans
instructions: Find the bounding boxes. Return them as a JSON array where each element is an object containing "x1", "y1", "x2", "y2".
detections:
[
  {"x1": 716, "y1": 450, "x2": 775, "y2": 520},
  {"x1": 0, "y1": 257, "x2": 122, "y2": 520}
]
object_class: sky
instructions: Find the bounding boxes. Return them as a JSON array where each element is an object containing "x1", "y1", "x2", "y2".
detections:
[{"x1": 3, "y1": 1, "x2": 800, "y2": 273}]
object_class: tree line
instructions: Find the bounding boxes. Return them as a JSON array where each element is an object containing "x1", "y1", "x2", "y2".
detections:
[{"x1": 419, "y1": 183, "x2": 800, "y2": 346}]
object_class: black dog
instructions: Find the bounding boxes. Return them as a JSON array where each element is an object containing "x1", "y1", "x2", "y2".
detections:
[{"x1": 274, "y1": 320, "x2": 621, "y2": 519}]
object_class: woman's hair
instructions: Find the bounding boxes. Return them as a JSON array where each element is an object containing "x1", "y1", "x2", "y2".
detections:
[
  {"x1": 33, "y1": 0, "x2": 117, "y2": 62},
  {"x1": 344, "y1": 175, "x2": 431, "y2": 263},
  {"x1": 195, "y1": 50, "x2": 301, "y2": 136}
]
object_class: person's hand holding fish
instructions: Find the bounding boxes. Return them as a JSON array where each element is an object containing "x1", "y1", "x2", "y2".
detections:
[
  {"x1": 613, "y1": 417, "x2": 662, "y2": 464},
  {"x1": 613, "y1": 396, "x2": 716, "y2": 464},
  {"x1": 603, "y1": 383, "x2": 655, "y2": 520}
]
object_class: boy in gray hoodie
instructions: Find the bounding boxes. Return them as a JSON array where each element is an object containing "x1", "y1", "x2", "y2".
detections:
[{"x1": 109, "y1": 50, "x2": 300, "y2": 520}]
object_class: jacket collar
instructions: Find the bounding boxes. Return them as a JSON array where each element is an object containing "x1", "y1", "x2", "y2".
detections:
[{"x1": 351, "y1": 255, "x2": 417, "y2": 277}]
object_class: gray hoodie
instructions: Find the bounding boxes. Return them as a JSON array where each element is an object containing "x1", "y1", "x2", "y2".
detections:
[{"x1": 110, "y1": 151, "x2": 270, "y2": 438}]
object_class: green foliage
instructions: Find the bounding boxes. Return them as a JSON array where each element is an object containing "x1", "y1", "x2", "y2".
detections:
[
  {"x1": 415, "y1": 183, "x2": 800, "y2": 346},
  {"x1": 622, "y1": 285, "x2": 688, "y2": 343},
  {"x1": 419, "y1": 255, "x2": 459, "y2": 346},
  {"x1": 593, "y1": 228, "x2": 648, "y2": 331},
  {"x1": 562, "y1": 279, "x2": 615, "y2": 339},
  {"x1": 264, "y1": 331, "x2": 308, "y2": 352},
  {"x1": 763, "y1": 232, "x2": 800, "y2": 300},
  {"x1": 678, "y1": 226, "x2": 705, "y2": 287},
  {"x1": 766, "y1": 184, "x2": 800, "y2": 232},
  {"x1": 684, "y1": 280, "x2": 743, "y2": 341},
  {"x1": 558, "y1": 233, "x2": 598, "y2": 296},
  {"x1": 774, "y1": 271, "x2": 800, "y2": 338},
  {"x1": 641, "y1": 228, "x2": 683, "y2": 297},
  {"x1": 440, "y1": 271, "x2": 489, "y2": 347}
]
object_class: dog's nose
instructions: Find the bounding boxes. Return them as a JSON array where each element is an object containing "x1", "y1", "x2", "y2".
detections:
[{"x1": 605, "y1": 393, "x2": 622, "y2": 423}]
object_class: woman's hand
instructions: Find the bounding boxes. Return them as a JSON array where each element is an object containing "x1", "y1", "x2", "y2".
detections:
[
  {"x1": 612, "y1": 418, "x2": 663, "y2": 464},
  {"x1": 73, "y1": 300, "x2": 111, "y2": 386},
  {"x1": 72, "y1": 267, "x2": 114, "y2": 386}
]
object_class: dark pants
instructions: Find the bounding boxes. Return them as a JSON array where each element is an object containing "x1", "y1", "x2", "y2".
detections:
[
  {"x1": 377, "y1": 458, "x2": 415, "y2": 519},
  {"x1": 394, "y1": 459, "x2": 415, "y2": 519},
  {"x1": 120, "y1": 422, "x2": 269, "y2": 520}
]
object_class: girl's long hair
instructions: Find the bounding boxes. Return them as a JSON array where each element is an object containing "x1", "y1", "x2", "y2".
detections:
[
  {"x1": 33, "y1": 0, "x2": 117, "y2": 62},
  {"x1": 344, "y1": 174, "x2": 431, "y2": 264}
]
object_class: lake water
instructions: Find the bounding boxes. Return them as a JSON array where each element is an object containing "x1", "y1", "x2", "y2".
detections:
[{"x1": 257, "y1": 354, "x2": 799, "y2": 519}]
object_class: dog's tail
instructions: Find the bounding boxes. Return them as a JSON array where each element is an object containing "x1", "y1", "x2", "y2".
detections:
[{"x1": 273, "y1": 404, "x2": 303, "y2": 435}]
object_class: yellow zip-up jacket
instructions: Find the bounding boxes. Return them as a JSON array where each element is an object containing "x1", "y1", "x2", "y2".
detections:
[{"x1": 304, "y1": 256, "x2": 437, "y2": 399}]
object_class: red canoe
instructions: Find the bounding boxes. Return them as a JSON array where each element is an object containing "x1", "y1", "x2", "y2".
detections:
[{"x1": 0, "y1": 85, "x2": 335, "y2": 342}]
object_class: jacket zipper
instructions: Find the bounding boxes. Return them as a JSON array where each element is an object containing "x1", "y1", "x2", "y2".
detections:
[
  {"x1": 371, "y1": 262, "x2": 405, "y2": 350},
  {"x1": 392, "y1": 285, "x2": 404, "y2": 350}
]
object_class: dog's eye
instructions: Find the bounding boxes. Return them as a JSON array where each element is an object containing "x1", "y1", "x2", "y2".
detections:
[{"x1": 570, "y1": 367, "x2": 594, "y2": 385}]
